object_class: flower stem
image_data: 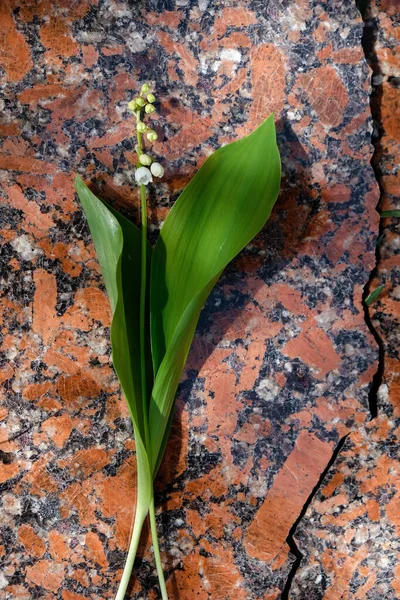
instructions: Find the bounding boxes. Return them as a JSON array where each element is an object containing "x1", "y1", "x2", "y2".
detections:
[
  {"x1": 115, "y1": 507, "x2": 147, "y2": 600},
  {"x1": 139, "y1": 182, "x2": 149, "y2": 446},
  {"x1": 135, "y1": 104, "x2": 168, "y2": 600},
  {"x1": 136, "y1": 107, "x2": 150, "y2": 447},
  {"x1": 149, "y1": 496, "x2": 169, "y2": 600}
]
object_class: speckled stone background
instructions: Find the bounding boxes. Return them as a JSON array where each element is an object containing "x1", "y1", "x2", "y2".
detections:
[
  {"x1": 0, "y1": 0, "x2": 397, "y2": 599},
  {"x1": 289, "y1": 2, "x2": 400, "y2": 599}
]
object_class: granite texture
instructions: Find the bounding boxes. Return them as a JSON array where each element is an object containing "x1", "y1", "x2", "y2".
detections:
[
  {"x1": 0, "y1": 1, "x2": 382, "y2": 599},
  {"x1": 289, "y1": 1, "x2": 400, "y2": 598}
]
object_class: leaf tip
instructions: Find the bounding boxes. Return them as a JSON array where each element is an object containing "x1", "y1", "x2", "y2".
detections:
[
  {"x1": 74, "y1": 173, "x2": 84, "y2": 191},
  {"x1": 365, "y1": 284, "x2": 385, "y2": 306}
]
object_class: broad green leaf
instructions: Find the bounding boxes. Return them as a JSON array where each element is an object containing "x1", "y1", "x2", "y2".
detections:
[
  {"x1": 151, "y1": 275, "x2": 220, "y2": 475},
  {"x1": 74, "y1": 175, "x2": 152, "y2": 519},
  {"x1": 149, "y1": 115, "x2": 281, "y2": 472},
  {"x1": 365, "y1": 284, "x2": 385, "y2": 306}
]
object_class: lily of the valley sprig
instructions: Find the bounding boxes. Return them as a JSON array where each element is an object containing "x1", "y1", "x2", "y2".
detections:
[{"x1": 74, "y1": 85, "x2": 281, "y2": 599}]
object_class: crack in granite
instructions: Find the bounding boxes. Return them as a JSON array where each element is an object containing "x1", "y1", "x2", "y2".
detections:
[
  {"x1": 279, "y1": 3, "x2": 383, "y2": 597},
  {"x1": 281, "y1": 434, "x2": 350, "y2": 600},
  {"x1": 359, "y1": 1, "x2": 386, "y2": 422}
]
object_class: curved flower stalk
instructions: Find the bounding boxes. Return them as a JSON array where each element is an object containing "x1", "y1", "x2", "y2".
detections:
[{"x1": 74, "y1": 85, "x2": 281, "y2": 599}]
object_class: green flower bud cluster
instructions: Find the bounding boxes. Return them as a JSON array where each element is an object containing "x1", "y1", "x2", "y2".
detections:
[
  {"x1": 136, "y1": 120, "x2": 157, "y2": 140},
  {"x1": 129, "y1": 84, "x2": 162, "y2": 181},
  {"x1": 129, "y1": 84, "x2": 158, "y2": 142},
  {"x1": 128, "y1": 84, "x2": 157, "y2": 115}
]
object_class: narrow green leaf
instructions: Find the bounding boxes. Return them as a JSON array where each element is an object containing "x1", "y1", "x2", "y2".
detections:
[
  {"x1": 74, "y1": 178, "x2": 153, "y2": 599},
  {"x1": 74, "y1": 175, "x2": 153, "y2": 430},
  {"x1": 74, "y1": 175, "x2": 152, "y2": 519},
  {"x1": 380, "y1": 210, "x2": 400, "y2": 218},
  {"x1": 149, "y1": 115, "x2": 281, "y2": 472},
  {"x1": 365, "y1": 284, "x2": 385, "y2": 306}
]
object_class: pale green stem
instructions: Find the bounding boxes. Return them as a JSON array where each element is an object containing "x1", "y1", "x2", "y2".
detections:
[
  {"x1": 137, "y1": 111, "x2": 150, "y2": 448},
  {"x1": 137, "y1": 108, "x2": 168, "y2": 599},
  {"x1": 115, "y1": 507, "x2": 147, "y2": 600},
  {"x1": 139, "y1": 182, "x2": 150, "y2": 446},
  {"x1": 149, "y1": 496, "x2": 169, "y2": 600}
]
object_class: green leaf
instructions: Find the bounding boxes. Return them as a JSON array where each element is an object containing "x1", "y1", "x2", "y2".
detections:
[
  {"x1": 365, "y1": 284, "x2": 385, "y2": 306},
  {"x1": 74, "y1": 175, "x2": 153, "y2": 429},
  {"x1": 380, "y1": 210, "x2": 400, "y2": 218},
  {"x1": 74, "y1": 175, "x2": 152, "y2": 520},
  {"x1": 149, "y1": 114, "x2": 281, "y2": 473}
]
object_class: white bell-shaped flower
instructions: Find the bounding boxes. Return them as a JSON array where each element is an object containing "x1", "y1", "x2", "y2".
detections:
[
  {"x1": 135, "y1": 166, "x2": 153, "y2": 186},
  {"x1": 150, "y1": 162, "x2": 164, "y2": 178}
]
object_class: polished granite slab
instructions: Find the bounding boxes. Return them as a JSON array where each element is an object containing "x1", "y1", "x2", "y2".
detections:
[{"x1": 0, "y1": 1, "x2": 391, "y2": 598}]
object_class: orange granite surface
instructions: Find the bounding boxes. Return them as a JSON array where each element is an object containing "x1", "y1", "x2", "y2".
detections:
[
  {"x1": 290, "y1": 1, "x2": 400, "y2": 598},
  {"x1": 0, "y1": 0, "x2": 396, "y2": 599}
]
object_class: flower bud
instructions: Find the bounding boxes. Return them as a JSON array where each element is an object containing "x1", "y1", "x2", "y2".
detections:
[
  {"x1": 136, "y1": 97, "x2": 146, "y2": 107},
  {"x1": 141, "y1": 83, "x2": 150, "y2": 95},
  {"x1": 128, "y1": 99, "x2": 138, "y2": 112},
  {"x1": 150, "y1": 162, "x2": 164, "y2": 178},
  {"x1": 147, "y1": 93, "x2": 156, "y2": 103},
  {"x1": 146, "y1": 130, "x2": 158, "y2": 141},
  {"x1": 137, "y1": 121, "x2": 146, "y2": 133},
  {"x1": 135, "y1": 166, "x2": 153, "y2": 186},
  {"x1": 145, "y1": 104, "x2": 155, "y2": 114},
  {"x1": 139, "y1": 153, "x2": 152, "y2": 166}
]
